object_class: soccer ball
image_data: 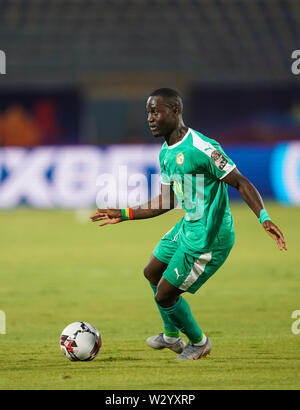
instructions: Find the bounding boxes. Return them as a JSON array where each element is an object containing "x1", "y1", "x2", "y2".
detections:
[{"x1": 60, "y1": 321, "x2": 101, "y2": 361}]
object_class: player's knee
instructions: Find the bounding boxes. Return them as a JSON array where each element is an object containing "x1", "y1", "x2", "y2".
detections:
[
  {"x1": 143, "y1": 266, "x2": 151, "y2": 281},
  {"x1": 143, "y1": 266, "x2": 161, "y2": 285},
  {"x1": 154, "y1": 292, "x2": 174, "y2": 308}
]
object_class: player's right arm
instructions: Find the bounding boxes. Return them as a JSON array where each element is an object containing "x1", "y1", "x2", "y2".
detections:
[
  {"x1": 90, "y1": 183, "x2": 175, "y2": 226},
  {"x1": 223, "y1": 167, "x2": 287, "y2": 251}
]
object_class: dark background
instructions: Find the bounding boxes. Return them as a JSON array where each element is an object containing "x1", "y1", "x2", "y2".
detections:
[{"x1": 0, "y1": 0, "x2": 299, "y2": 147}]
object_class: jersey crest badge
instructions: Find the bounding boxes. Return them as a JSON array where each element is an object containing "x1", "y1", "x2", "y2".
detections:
[
  {"x1": 211, "y1": 150, "x2": 227, "y2": 170},
  {"x1": 176, "y1": 153, "x2": 184, "y2": 165}
]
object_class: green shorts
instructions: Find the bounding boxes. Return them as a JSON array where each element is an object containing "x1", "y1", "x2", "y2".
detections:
[{"x1": 153, "y1": 220, "x2": 233, "y2": 294}]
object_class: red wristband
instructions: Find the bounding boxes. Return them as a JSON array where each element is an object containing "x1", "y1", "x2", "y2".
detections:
[{"x1": 128, "y1": 207, "x2": 134, "y2": 220}]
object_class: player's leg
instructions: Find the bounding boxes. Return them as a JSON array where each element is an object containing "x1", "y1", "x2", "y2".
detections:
[
  {"x1": 155, "y1": 269, "x2": 205, "y2": 346},
  {"x1": 155, "y1": 246, "x2": 233, "y2": 359},
  {"x1": 144, "y1": 254, "x2": 185, "y2": 352},
  {"x1": 145, "y1": 246, "x2": 205, "y2": 356},
  {"x1": 144, "y1": 254, "x2": 181, "y2": 336},
  {"x1": 144, "y1": 218, "x2": 183, "y2": 326},
  {"x1": 143, "y1": 253, "x2": 167, "y2": 285},
  {"x1": 144, "y1": 220, "x2": 186, "y2": 353}
]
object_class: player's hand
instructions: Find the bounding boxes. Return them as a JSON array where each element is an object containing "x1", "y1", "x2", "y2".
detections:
[
  {"x1": 262, "y1": 220, "x2": 287, "y2": 251},
  {"x1": 90, "y1": 209, "x2": 123, "y2": 226}
]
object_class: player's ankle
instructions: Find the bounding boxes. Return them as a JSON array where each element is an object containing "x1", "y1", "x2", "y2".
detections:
[
  {"x1": 163, "y1": 334, "x2": 180, "y2": 344},
  {"x1": 191, "y1": 334, "x2": 207, "y2": 346}
]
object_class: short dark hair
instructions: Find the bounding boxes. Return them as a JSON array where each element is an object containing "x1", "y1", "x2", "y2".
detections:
[{"x1": 149, "y1": 88, "x2": 183, "y2": 113}]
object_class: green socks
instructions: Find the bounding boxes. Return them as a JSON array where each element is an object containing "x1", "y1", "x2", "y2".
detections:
[
  {"x1": 149, "y1": 283, "x2": 203, "y2": 343},
  {"x1": 160, "y1": 295, "x2": 203, "y2": 344},
  {"x1": 149, "y1": 283, "x2": 180, "y2": 338}
]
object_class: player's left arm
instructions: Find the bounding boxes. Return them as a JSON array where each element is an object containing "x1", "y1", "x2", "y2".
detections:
[{"x1": 223, "y1": 167, "x2": 287, "y2": 251}]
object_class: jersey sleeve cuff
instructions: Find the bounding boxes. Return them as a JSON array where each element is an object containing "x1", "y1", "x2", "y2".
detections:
[{"x1": 219, "y1": 164, "x2": 236, "y2": 180}]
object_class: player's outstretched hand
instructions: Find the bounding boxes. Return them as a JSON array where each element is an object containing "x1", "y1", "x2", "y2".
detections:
[
  {"x1": 262, "y1": 220, "x2": 287, "y2": 251},
  {"x1": 90, "y1": 209, "x2": 123, "y2": 226}
]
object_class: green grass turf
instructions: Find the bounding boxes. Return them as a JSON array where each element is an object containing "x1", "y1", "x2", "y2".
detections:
[{"x1": 0, "y1": 202, "x2": 299, "y2": 390}]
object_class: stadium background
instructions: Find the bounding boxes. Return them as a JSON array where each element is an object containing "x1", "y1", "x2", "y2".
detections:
[
  {"x1": 0, "y1": 0, "x2": 300, "y2": 391},
  {"x1": 0, "y1": 0, "x2": 300, "y2": 206}
]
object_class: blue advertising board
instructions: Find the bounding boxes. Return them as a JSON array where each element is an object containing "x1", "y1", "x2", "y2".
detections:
[
  {"x1": 270, "y1": 142, "x2": 300, "y2": 205},
  {"x1": 0, "y1": 143, "x2": 298, "y2": 208}
]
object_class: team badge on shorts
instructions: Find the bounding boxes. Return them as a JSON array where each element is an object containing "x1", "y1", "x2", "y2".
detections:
[
  {"x1": 211, "y1": 150, "x2": 227, "y2": 170},
  {"x1": 176, "y1": 153, "x2": 184, "y2": 165}
]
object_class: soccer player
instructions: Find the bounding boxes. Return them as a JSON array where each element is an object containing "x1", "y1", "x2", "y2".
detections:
[{"x1": 90, "y1": 88, "x2": 287, "y2": 360}]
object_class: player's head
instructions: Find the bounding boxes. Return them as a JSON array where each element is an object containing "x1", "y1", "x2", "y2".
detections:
[{"x1": 146, "y1": 88, "x2": 184, "y2": 137}]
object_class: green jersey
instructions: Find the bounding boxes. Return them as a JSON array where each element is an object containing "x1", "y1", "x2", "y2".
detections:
[{"x1": 159, "y1": 127, "x2": 235, "y2": 254}]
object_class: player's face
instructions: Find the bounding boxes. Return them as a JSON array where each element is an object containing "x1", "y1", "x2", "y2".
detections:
[{"x1": 146, "y1": 96, "x2": 178, "y2": 137}]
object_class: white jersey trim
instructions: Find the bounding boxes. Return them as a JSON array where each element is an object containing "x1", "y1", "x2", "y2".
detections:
[
  {"x1": 219, "y1": 164, "x2": 236, "y2": 180},
  {"x1": 166, "y1": 128, "x2": 191, "y2": 149},
  {"x1": 191, "y1": 130, "x2": 215, "y2": 154},
  {"x1": 191, "y1": 129, "x2": 235, "y2": 179}
]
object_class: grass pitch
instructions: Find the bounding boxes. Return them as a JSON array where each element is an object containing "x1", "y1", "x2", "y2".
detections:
[{"x1": 0, "y1": 202, "x2": 299, "y2": 390}]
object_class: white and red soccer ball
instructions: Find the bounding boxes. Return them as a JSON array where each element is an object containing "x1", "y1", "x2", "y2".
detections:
[{"x1": 60, "y1": 321, "x2": 101, "y2": 361}]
